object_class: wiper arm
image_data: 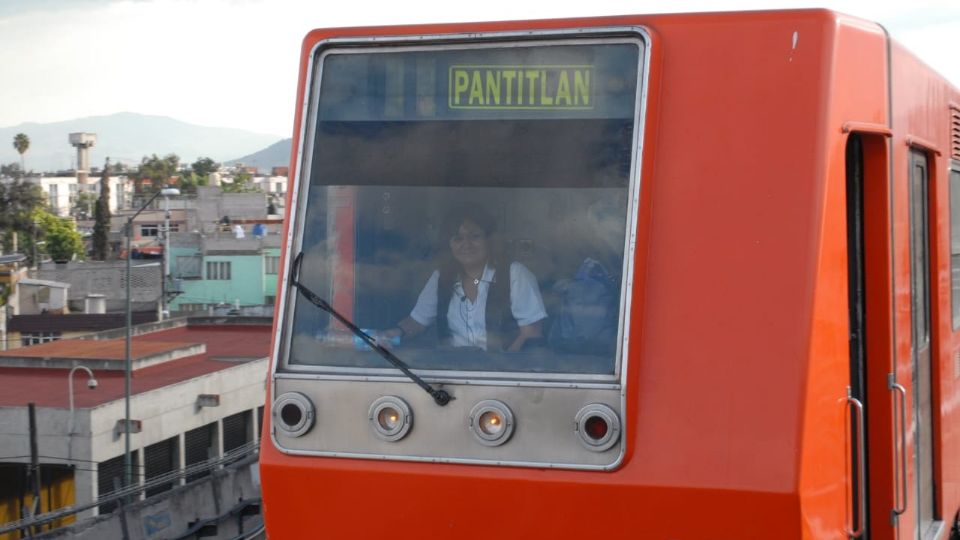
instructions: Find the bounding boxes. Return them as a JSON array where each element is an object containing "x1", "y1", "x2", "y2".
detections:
[{"x1": 288, "y1": 252, "x2": 453, "y2": 406}]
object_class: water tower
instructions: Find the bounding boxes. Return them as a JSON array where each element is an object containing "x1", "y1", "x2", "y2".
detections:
[{"x1": 68, "y1": 132, "x2": 97, "y2": 184}]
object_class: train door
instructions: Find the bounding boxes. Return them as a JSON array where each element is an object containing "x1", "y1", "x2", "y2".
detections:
[
  {"x1": 847, "y1": 131, "x2": 901, "y2": 540},
  {"x1": 847, "y1": 133, "x2": 871, "y2": 538},
  {"x1": 908, "y1": 149, "x2": 938, "y2": 539}
]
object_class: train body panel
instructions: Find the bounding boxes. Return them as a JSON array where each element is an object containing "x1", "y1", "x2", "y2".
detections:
[{"x1": 261, "y1": 8, "x2": 960, "y2": 539}]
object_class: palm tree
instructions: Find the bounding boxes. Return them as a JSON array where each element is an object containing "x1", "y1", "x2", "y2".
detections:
[{"x1": 13, "y1": 133, "x2": 30, "y2": 172}]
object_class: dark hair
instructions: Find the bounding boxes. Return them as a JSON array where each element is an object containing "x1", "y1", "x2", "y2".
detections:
[
  {"x1": 439, "y1": 204, "x2": 497, "y2": 242},
  {"x1": 434, "y1": 204, "x2": 515, "y2": 348}
]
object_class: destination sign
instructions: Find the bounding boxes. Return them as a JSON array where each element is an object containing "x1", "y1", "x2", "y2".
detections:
[
  {"x1": 315, "y1": 42, "x2": 641, "y2": 121},
  {"x1": 448, "y1": 65, "x2": 593, "y2": 110}
]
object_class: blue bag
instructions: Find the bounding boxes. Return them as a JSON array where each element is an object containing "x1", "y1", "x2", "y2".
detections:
[{"x1": 548, "y1": 258, "x2": 619, "y2": 355}]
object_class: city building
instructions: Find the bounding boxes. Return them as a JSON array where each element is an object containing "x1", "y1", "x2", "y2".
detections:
[
  {"x1": 27, "y1": 176, "x2": 130, "y2": 218},
  {"x1": 0, "y1": 317, "x2": 270, "y2": 532},
  {"x1": 165, "y1": 187, "x2": 282, "y2": 314},
  {"x1": 0, "y1": 254, "x2": 27, "y2": 352},
  {"x1": 168, "y1": 232, "x2": 281, "y2": 314}
]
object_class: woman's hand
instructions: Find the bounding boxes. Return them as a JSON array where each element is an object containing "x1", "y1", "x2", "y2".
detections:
[{"x1": 506, "y1": 321, "x2": 544, "y2": 352}]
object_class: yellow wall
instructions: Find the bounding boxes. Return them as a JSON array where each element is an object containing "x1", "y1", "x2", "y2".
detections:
[{"x1": 0, "y1": 465, "x2": 75, "y2": 540}]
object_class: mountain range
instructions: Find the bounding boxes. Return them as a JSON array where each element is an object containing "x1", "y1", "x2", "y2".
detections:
[
  {"x1": 0, "y1": 112, "x2": 284, "y2": 173},
  {"x1": 225, "y1": 138, "x2": 292, "y2": 172}
]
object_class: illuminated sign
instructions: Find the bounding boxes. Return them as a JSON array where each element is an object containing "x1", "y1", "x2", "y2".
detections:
[{"x1": 448, "y1": 65, "x2": 593, "y2": 110}]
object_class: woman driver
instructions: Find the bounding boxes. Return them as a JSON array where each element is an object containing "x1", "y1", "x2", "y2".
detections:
[{"x1": 385, "y1": 205, "x2": 546, "y2": 352}]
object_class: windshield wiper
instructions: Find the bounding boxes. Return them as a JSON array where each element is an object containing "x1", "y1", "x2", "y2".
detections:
[{"x1": 288, "y1": 252, "x2": 453, "y2": 406}]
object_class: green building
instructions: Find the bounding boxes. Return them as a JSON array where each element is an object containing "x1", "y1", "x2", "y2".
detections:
[{"x1": 168, "y1": 234, "x2": 281, "y2": 314}]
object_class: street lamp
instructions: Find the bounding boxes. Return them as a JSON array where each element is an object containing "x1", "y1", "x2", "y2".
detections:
[
  {"x1": 162, "y1": 190, "x2": 175, "y2": 319},
  {"x1": 67, "y1": 366, "x2": 98, "y2": 434},
  {"x1": 124, "y1": 187, "x2": 178, "y2": 491}
]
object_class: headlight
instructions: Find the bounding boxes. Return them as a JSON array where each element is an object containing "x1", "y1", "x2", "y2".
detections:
[
  {"x1": 369, "y1": 396, "x2": 413, "y2": 442},
  {"x1": 469, "y1": 400, "x2": 514, "y2": 446}
]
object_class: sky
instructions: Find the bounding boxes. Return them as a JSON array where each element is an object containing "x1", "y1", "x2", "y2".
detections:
[{"x1": 0, "y1": 0, "x2": 957, "y2": 138}]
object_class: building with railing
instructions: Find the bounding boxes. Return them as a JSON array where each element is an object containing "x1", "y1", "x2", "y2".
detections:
[{"x1": 0, "y1": 317, "x2": 270, "y2": 537}]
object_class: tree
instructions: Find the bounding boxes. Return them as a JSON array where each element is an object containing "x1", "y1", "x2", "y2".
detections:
[
  {"x1": 191, "y1": 157, "x2": 219, "y2": 179},
  {"x1": 222, "y1": 170, "x2": 260, "y2": 193},
  {"x1": 131, "y1": 153, "x2": 180, "y2": 196},
  {"x1": 1, "y1": 162, "x2": 22, "y2": 178},
  {"x1": 0, "y1": 179, "x2": 44, "y2": 264},
  {"x1": 0, "y1": 179, "x2": 45, "y2": 247},
  {"x1": 92, "y1": 159, "x2": 112, "y2": 260},
  {"x1": 12, "y1": 133, "x2": 29, "y2": 172},
  {"x1": 35, "y1": 211, "x2": 84, "y2": 263},
  {"x1": 71, "y1": 192, "x2": 98, "y2": 219}
]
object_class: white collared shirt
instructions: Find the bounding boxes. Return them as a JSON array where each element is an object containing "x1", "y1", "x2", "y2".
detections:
[{"x1": 409, "y1": 262, "x2": 547, "y2": 350}]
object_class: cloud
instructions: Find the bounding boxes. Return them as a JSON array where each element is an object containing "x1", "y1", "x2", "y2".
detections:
[{"x1": 0, "y1": 0, "x2": 957, "y2": 135}]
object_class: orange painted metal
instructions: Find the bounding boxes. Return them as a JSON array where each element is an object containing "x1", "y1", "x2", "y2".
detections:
[{"x1": 262, "y1": 9, "x2": 960, "y2": 538}]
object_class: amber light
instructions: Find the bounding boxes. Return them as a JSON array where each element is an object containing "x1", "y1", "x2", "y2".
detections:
[
  {"x1": 377, "y1": 407, "x2": 401, "y2": 431},
  {"x1": 469, "y1": 400, "x2": 515, "y2": 446},
  {"x1": 369, "y1": 396, "x2": 413, "y2": 442},
  {"x1": 478, "y1": 410, "x2": 505, "y2": 436}
]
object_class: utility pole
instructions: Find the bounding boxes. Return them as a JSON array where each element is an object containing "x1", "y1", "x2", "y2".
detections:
[{"x1": 28, "y1": 402, "x2": 42, "y2": 535}]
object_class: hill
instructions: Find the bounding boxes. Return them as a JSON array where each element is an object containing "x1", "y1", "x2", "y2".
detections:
[
  {"x1": 0, "y1": 112, "x2": 283, "y2": 173},
  {"x1": 227, "y1": 138, "x2": 292, "y2": 172}
]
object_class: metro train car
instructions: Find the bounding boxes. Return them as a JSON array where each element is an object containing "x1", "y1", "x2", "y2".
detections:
[{"x1": 260, "y1": 8, "x2": 960, "y2": 539}]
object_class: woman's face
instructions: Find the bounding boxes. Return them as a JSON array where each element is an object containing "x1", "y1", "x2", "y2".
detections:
[{"x1": 449, "y1": 219, "x2": 489, "y2": 270}]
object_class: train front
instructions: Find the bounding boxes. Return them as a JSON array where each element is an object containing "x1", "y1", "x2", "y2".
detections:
[{"x1": 261, "y1": 19, "x2": 804, "y2": 538}]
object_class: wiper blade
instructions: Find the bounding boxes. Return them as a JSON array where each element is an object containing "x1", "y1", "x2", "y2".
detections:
[{"x1": 288, "y1": 252, "x2": 453, "y2": 406}]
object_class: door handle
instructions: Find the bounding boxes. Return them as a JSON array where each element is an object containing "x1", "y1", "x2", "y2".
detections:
[
  {"x1": 889, "y1": 373, "x2": 908, "y2": 515},
  {"x1": 846, "y1": 387, "x2": 866, "y2": 538}
]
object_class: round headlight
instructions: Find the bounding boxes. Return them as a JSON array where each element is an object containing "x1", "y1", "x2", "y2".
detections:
[
  {"x1": 273, "y1": 392, "x2": 315, "y2": 438},
  {"x1": 469, "y1": 400, "x2": 515, "y2": 446},
  {"x1": 575, "y1": 403, "x2": 620, "y2": 452},
  {"x1": 369, "y1": 396, "x2": 412, "y2": 442}
]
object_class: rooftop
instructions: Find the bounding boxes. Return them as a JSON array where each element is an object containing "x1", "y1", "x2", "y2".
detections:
[
  {"x1": 0, "y1": 321, "x2": 272, "y2": 408},
  {"x1": 8, "y1": 312, "x2": 157, "y2": 333}
]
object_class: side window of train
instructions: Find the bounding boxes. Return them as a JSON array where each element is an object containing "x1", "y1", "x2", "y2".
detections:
[
  {"x1": 909, "y1": 150, "x2": 930, "y2": 348},
  {"x1": 951, "y1": 164, "x2": 960, "y2": 329}
]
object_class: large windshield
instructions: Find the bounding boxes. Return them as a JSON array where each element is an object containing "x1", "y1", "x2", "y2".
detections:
[{"x1": 284, "y1": 38, "x2": 643, "y2": 378}]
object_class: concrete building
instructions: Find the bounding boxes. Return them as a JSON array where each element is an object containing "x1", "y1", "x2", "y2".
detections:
[
  {"x1": 5, "y1": 312, "x2": 158, "y2": 350},
  {"x1": 159, "y1": 186, "x2": 283, "y2": 315},
  {"x1": 0, "y1": 317, "x2": 271, "y2": 534},
  {"x1": 16, "y1": 278, "x2": 70, "y2": 315},
  {"x1": 28, "y1": 176, "x2": 130, "y2": 218},
  {"x1": 0, "y1": 254, "x2": 27, "y2": 352},
  {"x1": 168, "y1": 234, "x2": 281, "y2": 314},
  {"x1": 38, "y1": 260, "x2": 162, "y2": 314}
]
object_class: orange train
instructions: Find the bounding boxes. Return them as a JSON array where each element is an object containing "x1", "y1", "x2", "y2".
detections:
[{"x1": 260, "y1": 9, "x2": 960, "y2": 539}]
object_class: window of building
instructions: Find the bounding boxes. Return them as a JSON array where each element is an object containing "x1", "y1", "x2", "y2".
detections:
[
  {"x1": 264, "y1": 296, "x2": 276, "y2": 306},
  {"x1": 184, "y1": 422, "x2": 217, "y2": 483},
  {"x1": 223, "y1": 410, "x2": 253, "y2": 454},
  {"x1": 144, "y1": 437, "x2": 178, "y2": 497},
  {"x1": 206, "y1": 261, "x2": 231, "y2": 280},
  {"x1": 140, "y1": 224, "x2": 159, "y2": 237},
  {"x1": 265, "y1": 256, "x2": 280, "y2": 275},
  {"x1": 177, "y1": 255, "x2": 203, "y2": 279},
  {"x1": 48, "y1": 184, "x2": 59, "y2": 212},
  {"x1": 178, "y1": 303, "x2": 207, "y2": 312},
  {"x1": 97, "y1": 450, "x2": 139, "y2": 515},
  {"x1": 21, "y1": 331, "x2": 61, "y2": 346}
]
